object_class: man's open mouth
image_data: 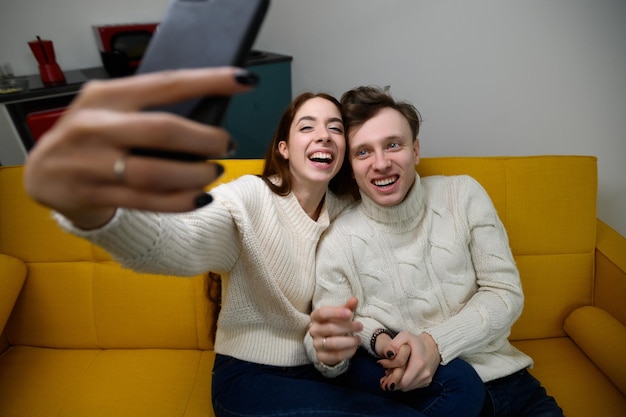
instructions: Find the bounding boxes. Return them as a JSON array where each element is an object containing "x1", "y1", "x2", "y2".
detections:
[{"x1": 372, "y1": 175, "x2": 399, "y2": 187}]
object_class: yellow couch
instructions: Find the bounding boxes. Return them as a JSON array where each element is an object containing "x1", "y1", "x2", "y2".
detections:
[{"x1": 1, "y1": 156, "x2": 625, "y2": 417}]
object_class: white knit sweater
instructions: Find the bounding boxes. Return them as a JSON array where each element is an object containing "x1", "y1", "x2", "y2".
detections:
[
  {"x1": 310, "y1": 173, "x2": 533, "y2": 382},
  {"x1": 55, "y1": 175, "x2": 353, "y2": 367}
]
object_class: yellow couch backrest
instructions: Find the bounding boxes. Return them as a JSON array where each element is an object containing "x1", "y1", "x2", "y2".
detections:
[
  {"x1": 417, "y1": 156, "x2": 597, "y2": 339},
  {"x1": 0, "y1": 156, "x2": 597, "y2": 348}
]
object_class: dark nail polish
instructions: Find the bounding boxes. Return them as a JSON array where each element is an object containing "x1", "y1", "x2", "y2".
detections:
[
  {"x1": 194, "y1": 193, "x2": 213, "y2": 208},
  {"x1": 214, "y1": 163, "x2": 225, "y2": 178},
  {"x1": 234, "y1": 70, "x2": 259, "y2": 85},
  {"x1": 386, "y1": 351, "x2": 394, "y2": 359},
  {"x1": 390, "y1": 383, "x2": 395, "y2": 391},
  {"x1": 226, "y1": 139, "x2": 238, "y2": 157}
]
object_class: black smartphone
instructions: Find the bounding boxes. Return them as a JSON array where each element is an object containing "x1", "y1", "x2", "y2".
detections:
[{"x1": 133, "y1": 0, "x2": 270, "y2": 160}]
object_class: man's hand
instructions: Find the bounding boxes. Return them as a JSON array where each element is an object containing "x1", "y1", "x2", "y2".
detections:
[{"x1": 309, "y1": 297, "x2": 363, "y2": 365}]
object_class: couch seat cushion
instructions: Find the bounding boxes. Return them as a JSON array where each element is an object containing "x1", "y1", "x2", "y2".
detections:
[
  {"x1": 512, "y1": 338, "x2": 626, "y2": 417},
  {"x1": 0, "y1": 346, "x2": 215, "y2": 417}
]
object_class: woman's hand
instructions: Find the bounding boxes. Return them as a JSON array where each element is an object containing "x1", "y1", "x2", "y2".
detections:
[
  {"x1": 309, "y1": 297, "x2": 363, "y2": 366},
  {"x1": 24, "y1": 67, "x2": 256, "y2": 229},
  {"x1": 377, "y1": 331, "x2": 441, "y2": 392},
  {"x1": 378, "y1": 343, "x2": 411, "y2": 391}
]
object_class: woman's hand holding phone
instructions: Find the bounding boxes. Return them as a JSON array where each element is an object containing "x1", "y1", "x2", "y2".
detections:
[{"x1": 24, "y1": 67, "x2": 257, "y2": 230}]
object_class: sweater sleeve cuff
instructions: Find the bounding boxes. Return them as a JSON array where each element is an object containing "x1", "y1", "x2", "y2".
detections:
[
  {"x1": 53, "y1": 208, "x2": 123, "y2": 237},
  {"x1": 426, "y1": 316, "x2": 486, "y2": 364},
  {"x1": 313, "y1": 358, "x2": 349, "y2": 378}
]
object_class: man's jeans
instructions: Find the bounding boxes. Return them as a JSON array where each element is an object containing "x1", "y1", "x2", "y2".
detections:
[
  {"x1": 337, "y1": 348, "x2": 485, "y2": 417},
  {"x1": 480, "y1": 369, "x2": 564, "y2": 417}
]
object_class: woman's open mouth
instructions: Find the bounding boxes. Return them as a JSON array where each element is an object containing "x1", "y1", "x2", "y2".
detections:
[{"x1": 308, "y1": 152, "x2": 333, "y2": 164}]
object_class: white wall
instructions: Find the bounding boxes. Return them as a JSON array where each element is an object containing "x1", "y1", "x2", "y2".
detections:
[
  {"x1": 0, "y1": 0, "x2": 171, "y2": 74},
  {"x1": 1, "y1": 0, "x2": 625, "y2": 236}
]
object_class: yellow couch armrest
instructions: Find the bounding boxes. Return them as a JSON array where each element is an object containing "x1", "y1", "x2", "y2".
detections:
[
  {"x1": 564, "y1": 306, "x2": 626, "y2": 397},
  {"x1": 0, "y1": 254, "x2": 27, "y2": 334},
  {"x1": 595, "y1": 219, "x2": 626, "y2": 326}
]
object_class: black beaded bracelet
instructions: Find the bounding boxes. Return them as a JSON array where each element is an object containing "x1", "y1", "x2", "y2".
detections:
[{"x1": 370, "y1": 328, "x2": 395, "y2": 356}]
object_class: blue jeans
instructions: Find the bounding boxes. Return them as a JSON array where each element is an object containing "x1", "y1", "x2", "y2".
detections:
[
  {"x1": 335, "y1": 348, "x2": 485, "y2": 417},
  {"x1": 213, "y1": 353, "x2": 428, "y2": 417},
  {"x1": 479, "y1": 369, "x2": 564, "y2": 417},
  {"x1": 212, "y1": 350, "x2": 485, "y2": 417}
]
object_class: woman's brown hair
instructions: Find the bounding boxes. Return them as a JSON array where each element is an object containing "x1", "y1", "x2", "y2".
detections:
[
  {"x1": 260, "y1": 92, "x2": 355, "y2": 196},
  {"x1": 206, "y1": 271, "x2": 222, "y2": 341}
]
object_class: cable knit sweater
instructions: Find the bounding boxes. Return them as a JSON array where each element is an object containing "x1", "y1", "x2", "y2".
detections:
[
  {"x1": 309, "y1": 173, "x2": 533, "y2": 382},
  {"x1": 55, "y1": 175, "x2": 353, "y2": 367}
]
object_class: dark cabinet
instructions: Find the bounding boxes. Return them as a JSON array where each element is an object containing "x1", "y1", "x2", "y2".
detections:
[{"x1": 224, "y1": 51, "x2": 292, "y2": 158}]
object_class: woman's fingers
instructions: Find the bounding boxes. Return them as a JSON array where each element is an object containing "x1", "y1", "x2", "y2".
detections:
[
  {"x1": 24, "y1": 67, "x2": 254, "y2": 221},
  {"x1": 72, "y1": 67, "x2": 255, "y2": 112},
  {"x1": 47, "y1": 105, "x2": 230, "y2": 162},
  {"x1": 114, "y1": 155, "x2": 221, "y2": 192},
  {"x1": 86, "y1": 185, "x2": 213, "y2": 213},
  {"x1": 310, "y1": 297, "x2": 358, "y2": 324},
  {"x1": 309, "y1": 299, "x2": 362, "y2": 366},
  {"x1": 378, "y1": 343, "x2": 411, "y2": 370},
  {"x1": 26, "y1": 112, "x2": 224, "y2": 203},
  {"x1": 314, "y1": 334, "x2": 360, "y2": 366},
  {"x1": 380, "y1": 366, "x2": 406, "y2": 391},
  {"x1": 47, "y1": 107, "x2": 232, "y2": 161},
  {"x1": 309, "y1": 320, "x2": 362, "y2": 342}
]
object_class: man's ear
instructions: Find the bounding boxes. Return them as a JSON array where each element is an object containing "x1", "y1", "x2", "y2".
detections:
[
  {"x1": 278, "y1": 141, "x2": 289, "y2": 160},
  {"x1": 413, "y1": 138, "x2": 421, "y2": 165}
]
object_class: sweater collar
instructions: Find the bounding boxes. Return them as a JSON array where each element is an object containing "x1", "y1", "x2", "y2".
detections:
[
  {"x1": 268, "y1": 175, "x2": 332, "y2": 234},
  {"x1": 277, "y1": 189, "x2": 331, "y2": 239},
  {"x1": 359, "y1": 172, "x2": 425, "y2": 233}
]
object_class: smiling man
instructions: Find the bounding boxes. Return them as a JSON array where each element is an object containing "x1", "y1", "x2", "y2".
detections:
[
  {"x1": 348, "y1": 105, "x2": 420, "y2": 208},
  {"x1": 307, "y1": 86, "x2": 564, "y2": 417}
]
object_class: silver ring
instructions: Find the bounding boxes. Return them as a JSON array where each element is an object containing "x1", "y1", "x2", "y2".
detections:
[
  {"x1": 322, "y1": 337, "x2": 327, "y2": 351},
  {"x1": 113, "y1": 156, "x2": 127, "y2": 183}
]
